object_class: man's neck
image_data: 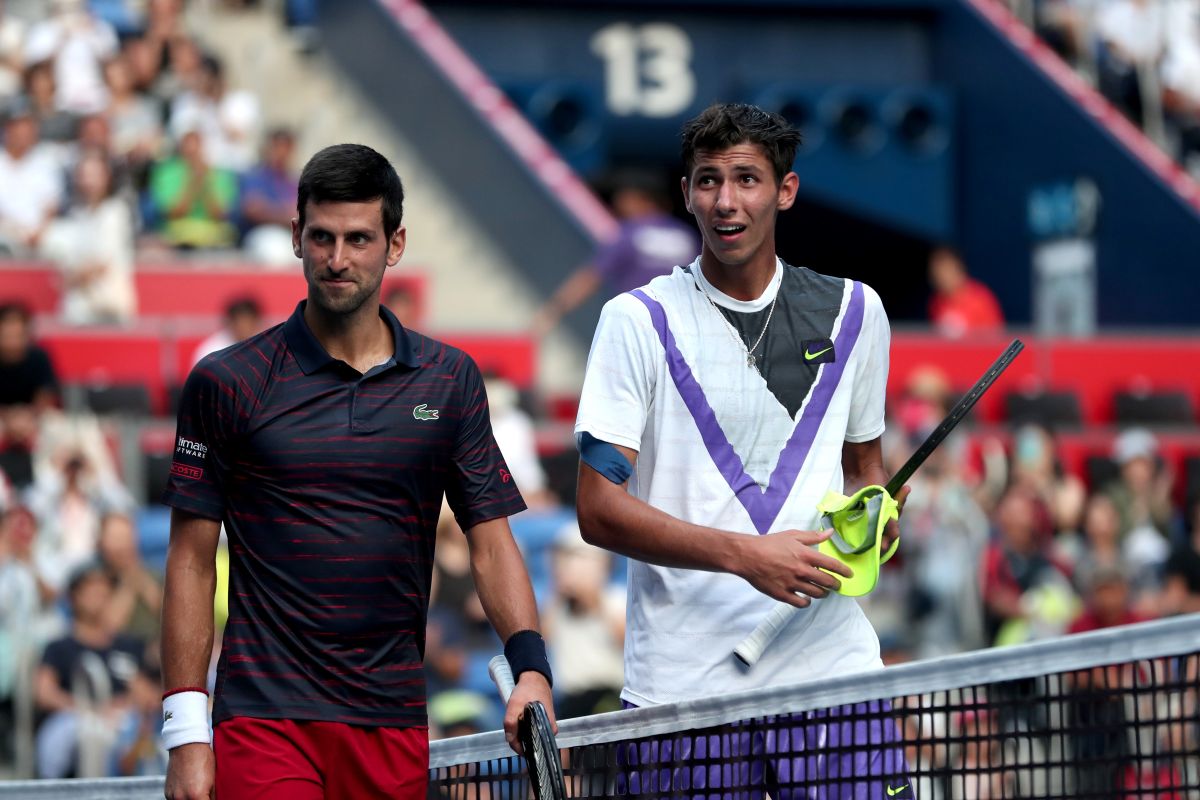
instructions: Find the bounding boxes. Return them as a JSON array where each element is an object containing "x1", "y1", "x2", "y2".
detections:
[
  {"x1": 699, "y1": 250, "x2": 778, "y2": 302},
  {"x1": 74, "y1": 619, "x2": 113, "y2": 649},
  {"x1": 304, "y1": 301, "x2": 394, "y2": 374}
]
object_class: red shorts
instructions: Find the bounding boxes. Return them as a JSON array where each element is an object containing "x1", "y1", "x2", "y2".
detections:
[{"x1": 214, "y1": 716, "x2": 428, "y2": 799}]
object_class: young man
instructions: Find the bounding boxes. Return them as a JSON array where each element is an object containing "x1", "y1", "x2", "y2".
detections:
[
  {"x1": 161, "y1": 144, "x2": 554, "y2": 800},
  {"x1": 575, "y1": 104, "x2": 911, "y2": 796}
]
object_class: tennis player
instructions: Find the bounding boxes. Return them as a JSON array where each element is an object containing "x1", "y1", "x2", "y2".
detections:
[
  {"x1": 160, "y1": 144, "x2": 554, "y2": 800},
  {"x1": 575, "y1": 103, "x2": 912, "y2": 796}
]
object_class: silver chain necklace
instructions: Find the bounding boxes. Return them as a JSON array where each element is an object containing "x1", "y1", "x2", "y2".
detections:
[{"x1": 695, "y1": 273, "x2": 779, "y2": 374}]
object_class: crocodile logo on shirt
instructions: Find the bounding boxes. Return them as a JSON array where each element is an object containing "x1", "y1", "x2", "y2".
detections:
[{"x1": 413, "y1": 403, "x2": 440, "y2": 421}]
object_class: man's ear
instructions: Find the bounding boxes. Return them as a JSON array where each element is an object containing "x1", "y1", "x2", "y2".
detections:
[
  {"x1": 777, "y1": 171, "x2": 799, "y2": 211},
  {"x1": 681, "y1": 176, "x2": 692, "y2": 215},
  {"x1": 387, "y1": 225, "x2": 407, "y2": 267}
]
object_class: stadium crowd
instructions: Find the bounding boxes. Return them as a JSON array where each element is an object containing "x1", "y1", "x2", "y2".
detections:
[
  {"x1": 0, "y1": 0, "x2": 301, "y2": 328},
  {"x1": 1012, "y1": 0, "x2": 1200, "y2": 175},
  {"x1": 0, "y1": 0, "x2": 1198, "y2": 787}
]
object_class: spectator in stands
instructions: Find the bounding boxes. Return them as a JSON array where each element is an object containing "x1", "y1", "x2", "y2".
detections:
[
  {"x1": 102, "y1": 53, "x2": 164, "y2": 186},
  {"x1": 1161, "y1": 14, "x2": 1200, "y2": 173},
  {"x1": 426, "y1": 509, "x2": 494, "y2": 694},
  {"x1": 148, "y1": 128, "x2": 238, "y2": 249},
  {"x1": 427, "y1": 690, "x2": 490, "y2": 741},
  {"x1": 22, "y1": 59, "x2": 78, "y2": 148},
  {"x1": 191, "y1": 295, "x2": 263, "y2": 366},
  {"x1": 27, "y1": 444, "x2": 133, "y2": 593},
  {"x1": 97, "y1": 511, "x2": 162, "y2": 643},
  {"x1": 0, "y1": 504, "x2": 61, "y2": 755},
  {"x1": 0, "y1": 302, "x2": 58, "y2": 487},
  {"x1": 485, "y1": 374, "x2": 553, "y2": 509},
  {"x1": 0, "y1": 100, "x2": 64, "y2": 256},
  {"x1": 238, "y1": 127, "x2": 299, "y2": 266},
  {"x1": 1009, "y1": 424, "x2": 1085, "y2": 540},
  {"x1": 1096, "y1": 0, "x2": 1168, "y2": 126},
  {"x1": 0, "y1": 301, "x2": 58, "y2": 418},
  {"x1": 111, "y1": 657, "x2": 167, "y2": 776},
  {"x1": 1059, "y1": 493, "x2": 1123, "y2": 588},
  {"x1": 33, "y1": 560, "x2": 146, "y2": 778},
  {"x1": 1104, "y1": 426, "x2": 1174, "y2": 549},
  {"x1": 1160, "y1": 497, "x2": 1200, "y2": 615},
  {"x1": 384, "y1": 282, "x2": 419, "y2": 329},
  {"x1": 139, "y1": 0, "x2": 187, "y2": 80},
  {"x1": 893, "y1": 426, "x2": 989, "y2": 658},
  {"x1": 1032, "y1": 0, "x2": 1087, "y2": 66},
  {"x1": 531, "y1": 168, "x2": 698, "y2": 336},
  {"x1": 1067, "y1": 564, "x2": 1151, "y2": 634},
  {"x1": 0, "y1": 0, "x2": 25, "y2": 103},
  {"x1": 22, "y1": 0, "x2": 119, "y2": 116},
  {"x1": 168, "y1": 52, "x2": 261, "y2": 173},
  {"x1": 41, "y1": 149, "x2": 137, "y2": 325},
  {"x1": 980, "y1": 485, "x2": 1076, "y2": 646},
  {"x1": 543, "y1": 523, "x2": 624, "y2": 719},
  {"x1": 927, "y1": 245, "x2": 1005, "y2": 338},
  {"x1": 119, "y1": 36, "x2": 163, "y2": 97}
]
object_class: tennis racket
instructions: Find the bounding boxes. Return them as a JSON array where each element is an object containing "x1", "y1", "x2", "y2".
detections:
[
  {"x1": 733, "y1": 338, "x2": 1025, "y2": 668},
  {"x1": 489, "y1": 655, "x2": 567, "y2": 799}
]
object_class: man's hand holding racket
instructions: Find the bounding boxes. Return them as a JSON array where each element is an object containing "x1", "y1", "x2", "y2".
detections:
[
  {"x1": 734, "y1": 528, "x2": 852, "y2": 606},
  {"x1": 502, "y1": 669, "x2": 556, "y2": 755},
  {"x1": 733, "y1": 483, "x2": 908, "y2": 608},
  {"x1": 490, "y1": 656, "x2": 567, "y2": 799}
]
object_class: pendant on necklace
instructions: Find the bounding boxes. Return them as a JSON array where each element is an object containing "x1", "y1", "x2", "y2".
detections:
[{"x1": 747, "y1": 353, "x2": 760, "y2": 375}]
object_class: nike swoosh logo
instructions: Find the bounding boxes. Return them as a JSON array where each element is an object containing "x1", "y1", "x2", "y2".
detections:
[
  {"x1": 804, "y1": 346, "x2": 833, "y2": 361},
  {"x1": 887, "y1": 785, "x2": 909, "y2": 796}
]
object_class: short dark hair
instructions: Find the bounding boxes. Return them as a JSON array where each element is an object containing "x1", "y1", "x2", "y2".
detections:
[
  {"x1": 0, "y1": 301, "x2": 32, "y2": 326},
  {"x1": 296, "y1": 144, "x2": 404, "y2": 238},
  {"x1": 680, "y1": 103, "x2": 802, "y2": 184},
  {"x1": 224, "y1": 295, "x2": 262, "y2": 320}
]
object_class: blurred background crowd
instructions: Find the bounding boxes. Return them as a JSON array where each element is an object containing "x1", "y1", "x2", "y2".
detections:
[{"x1": 1, "y1": 0, "x2": 1199, "y2": 786}]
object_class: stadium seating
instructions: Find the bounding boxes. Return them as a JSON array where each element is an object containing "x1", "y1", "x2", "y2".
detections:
[
  {"x1": 1004, "y1": 389, "x2": 1085, "y2": 428},
  {"x1": 0, "y1": 261, "x2": 428, "y2": 321},
  {"x1": 1113, "y1": 389, "x2": 1196, "y2": 427},
  {"x1": 888, "y1": 333, "x2": 1200, "y2": 425}
]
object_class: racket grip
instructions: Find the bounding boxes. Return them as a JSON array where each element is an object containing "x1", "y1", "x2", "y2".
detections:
[
  {"x1": 733, "y1": 603, "x2": 798, "y2": 667},
  {"x1": 489, "y1": 654, "x2": 516, "y2": 702}
]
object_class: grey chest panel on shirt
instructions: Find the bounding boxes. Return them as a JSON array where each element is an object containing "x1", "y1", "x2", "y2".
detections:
[{"x1": 690, "y1": 263, "x2": 846, "y2": 418}]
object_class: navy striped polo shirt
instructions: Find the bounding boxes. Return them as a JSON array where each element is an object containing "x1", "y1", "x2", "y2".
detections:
[{"x1": 163, "y1": 301, "x2": 526, "y2": 727}]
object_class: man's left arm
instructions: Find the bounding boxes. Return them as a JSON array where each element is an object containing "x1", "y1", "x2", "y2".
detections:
[
  {"x1": 464, "y1": 516, "x2": 556, "y2": 751},
  {"x1": 841, "y1": 437, "x2": 909, "y2": 550}
]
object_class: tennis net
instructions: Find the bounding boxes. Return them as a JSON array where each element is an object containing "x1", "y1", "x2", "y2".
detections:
[
  {"x1": 1, "y1": 615, "x2": 1196, "y2": 799},
  {"x1": 429, "y1": 614, "x2": 1200, "y2": 799}
]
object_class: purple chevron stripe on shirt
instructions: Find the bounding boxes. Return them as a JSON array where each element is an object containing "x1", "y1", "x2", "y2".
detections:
[{"x1": 629, "y1": 281, "x2": 865, "y2": 533}]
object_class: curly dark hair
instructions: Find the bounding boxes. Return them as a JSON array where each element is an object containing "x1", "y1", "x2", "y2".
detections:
[{"x1": 680, "y1": 103, "x2": 802, "y2": 184}]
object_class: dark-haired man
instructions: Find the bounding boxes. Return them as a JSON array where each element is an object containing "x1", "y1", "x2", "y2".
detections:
[
  {"x1": 161, "y1": 143, "x2": 553, "y2": 799},
  {"x1": 575, "y1": 103, "x2": 911, "y2": 796}
]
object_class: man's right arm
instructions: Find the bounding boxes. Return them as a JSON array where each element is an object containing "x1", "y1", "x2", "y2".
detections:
[
  {"x1": 576, "y1": 444, "x2": 849, "y2": 608},
  {"x1": 161, "y1": 508, "x2": 221, "y2": 800}
]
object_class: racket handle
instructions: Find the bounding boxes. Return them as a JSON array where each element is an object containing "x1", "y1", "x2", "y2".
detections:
[
  {"x1": 489, "y1": 654, "x2": 516, "y2": 702},
  {"x1": 733, "y1": 603, "x2": 798, "y2": 667}
]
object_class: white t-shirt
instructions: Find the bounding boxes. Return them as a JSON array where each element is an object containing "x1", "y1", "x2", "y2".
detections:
[
  {"x1": 1097, "y1": 0, "x2": 1168, "y2": 64},
  {"x1": 24, "y1": 15, "x2": 118, "y2": 114},
  {"x1": 0, "y1": 146, "x2": 63, "y2": 238},
  {"x1": 575, "y1": 258, "x2": 891, "y2": 706}
]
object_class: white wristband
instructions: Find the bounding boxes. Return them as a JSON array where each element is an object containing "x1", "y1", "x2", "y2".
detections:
[{"x1": 162, "y1": 691, "x2": 212, "y2": 750}]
